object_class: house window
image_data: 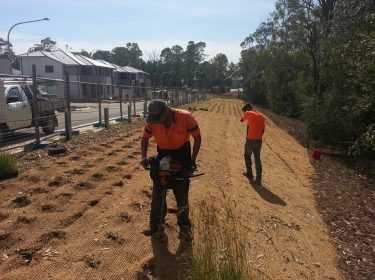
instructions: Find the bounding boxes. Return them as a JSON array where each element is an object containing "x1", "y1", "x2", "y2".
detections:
[
  {"x1": 45, "y1": 65, "x2": 54, "y2": 73},
  {"x1": 99, "y1": 68, "x2": 109, "y2": 76},
  {"x1": 81, "y1": 67, "x2": 94, "y2": 76}
]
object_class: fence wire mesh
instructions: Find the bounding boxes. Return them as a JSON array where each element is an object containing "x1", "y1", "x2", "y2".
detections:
[{"x1": 0, "y1": 73, "x2": 206, "y2": 153}]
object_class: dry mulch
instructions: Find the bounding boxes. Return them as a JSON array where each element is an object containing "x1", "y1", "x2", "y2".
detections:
[
  {"x1": 312, "y1": 155, "x2": 375, "y2": 280},
  {"x1": 14, "y1": 120, "x2": 144, "y2": 173}
]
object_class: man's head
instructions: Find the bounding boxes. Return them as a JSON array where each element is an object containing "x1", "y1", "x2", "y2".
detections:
[
  {"x1": 147, "y1": 99, "x2": 168, "y2": 123},
  {"x1": 242, "y1": 103, "x2": 252, "y2": 112}
]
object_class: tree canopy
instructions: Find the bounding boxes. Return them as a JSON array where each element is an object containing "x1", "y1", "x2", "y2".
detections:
[
  {"x1": 239, "y1": 0, "x2": 375, "y2": 157},
  {"x1": 4, "y1": 37, "x2": 239, "y2": 93},
  {"x1": 28, "y1": 37, "x2": 57, "y2": 52}
]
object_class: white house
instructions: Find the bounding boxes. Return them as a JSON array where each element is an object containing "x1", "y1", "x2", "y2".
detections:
[
  {"x1": 19, "y1": 50, "x2": 115, "y2": 100},
  {"x1": 96, "y1": 60, "x2": 150, "y2": 99},
  {"x1": 19, "y1": 51, "x2": 150, "y2": 101}
]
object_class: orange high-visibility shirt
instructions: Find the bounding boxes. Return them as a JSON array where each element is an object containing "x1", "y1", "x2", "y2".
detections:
[
  {"x1": 241, "y1": 110, "x2": 265, "y2": 140},
  {"x1": 142, "y1": 109, "x2": 200, "y2": 150}
]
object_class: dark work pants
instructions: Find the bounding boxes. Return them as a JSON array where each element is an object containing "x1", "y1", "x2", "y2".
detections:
[
  {"x1": 244, "y1": 139, "x2": 263, "y2": 180},
  {"x1": 150, "y1": 178, "x2": 191, "y2": 230}
]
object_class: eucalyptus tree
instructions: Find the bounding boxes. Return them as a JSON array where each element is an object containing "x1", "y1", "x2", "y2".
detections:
[
  {"x1": 28, "y1": 37, "x2": 57, "y2": 52},
  {"x1": 228, "y1": 62, "x2": 241, "y2": 90},
  {"x1": 126, "y1": 42, "x2": 145, "y2": 69},
  {"x1": 240, "y1": 0, "x2": 374, "y2": 157},
  {"x1": 111, "y1": 42, "x2": 145, "y2": 68},
  {"x1": 160, "y1": 45, "x2": 184, "y2": 86},
  {"x1": 92, "y1": 50, "x2": 112, "y2": 62},
  {"x1": 72, "y1": 49, "x2": 92, "y2": 57},
  {"x1": 210, "y1": 53, "x2": 229, "y2": 92},
  {"x1": 0, "y1": 37, "x2": 18, "y2": 69},
  {"x1": 183, "y1": 41, "x2": 206, "y2": 87}
]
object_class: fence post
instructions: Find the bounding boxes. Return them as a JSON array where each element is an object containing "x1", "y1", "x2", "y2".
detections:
[
  {"x1": 64, "y1": 73, "x2": 72, "y2": 140},
  {"x1": 97, "y1": 83, "x2": 102, "y2": 126},
  {"x1": 171, "y1": 89, "x2": 174, "y2": 107},
  {"x1": 128, "y1": 104, "x2": 132, "y2": 123},
  {"x1": 119, "y1": 83, "x2": 123, "y2": 119},
  {"x1": 31, "y1": 65, "x2": 40, "y2": 146},
  {"x1": 132, "y1": 80, "x2": 136, "y2": 115},
  {"x1": 144, "y1": 82, "x2": 148, "y2": 118},
  {"x1": 0, "y1": 80, "x2": 5, "y2": 147},
  {"x1": 166, "y1": 84, "x2": 170, "y2": 106},
  {"x1": 104, "y1": 108, "x2": 109, "y2": 128}
]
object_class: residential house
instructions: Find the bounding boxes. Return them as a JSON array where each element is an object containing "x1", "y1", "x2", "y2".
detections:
[
  {"x1": 96, "y1": 60, "x2": 150, "y2": 99},
  {"x1": 19, "y1": 50, "x2": 114, "y2": 100}
]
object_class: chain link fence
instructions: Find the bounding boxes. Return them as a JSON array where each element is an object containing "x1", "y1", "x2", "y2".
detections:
[{"x1": 0, "y1": 72, "x2": 206, "y2": 153}]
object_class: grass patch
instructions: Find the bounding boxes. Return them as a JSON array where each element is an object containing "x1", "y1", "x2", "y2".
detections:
[
  {"x1": 0, "y1": 153, "x2": 18, "y2": 180},
  {"x1": 189, "y1": 197, "x2": 253, "y2": 280}
]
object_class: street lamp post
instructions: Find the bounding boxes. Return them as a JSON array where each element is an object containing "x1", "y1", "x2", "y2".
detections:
[{"x1": 7, "y1": 18, "x2": 50, "y2": 58}]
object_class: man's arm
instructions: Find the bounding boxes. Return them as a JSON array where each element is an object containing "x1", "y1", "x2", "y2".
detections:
[
  {"x1": 140, "y1": 137, "x2": 150, "y2": 167},
  {"x1": 240, "y1": 112, "x2": 246, "y2": 122},
  {"x1": 191, "y1": 134, "x2": 201, "y2": 162}
]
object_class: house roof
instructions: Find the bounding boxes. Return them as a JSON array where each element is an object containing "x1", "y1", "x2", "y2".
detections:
[
  {"x1": 20, "y1": 51, "x2": 147, "y2": 73},
  {"x1": 75, "y1": 54, "x2": 112, "y2": 68},
  {"x1": 123, "y1": 66, "x2": 147, "y2": 74},
  {"x1": 96, "y1": 60, "x2": 146, "y2": 74},
  {"x1": 20, "y1": 50, "x2": 114, "y2": 68}
]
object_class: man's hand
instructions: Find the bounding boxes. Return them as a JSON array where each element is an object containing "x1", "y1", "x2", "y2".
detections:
[
  {"x1": 189, "y1": 160, "x2": 197, "y2": 173},
  {"x1": 140, "y1": 157, "x2": 150, "y2": 169}
]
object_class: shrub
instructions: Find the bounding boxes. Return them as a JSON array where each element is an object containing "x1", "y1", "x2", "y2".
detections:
[
  {"x1": 348, "y1": 124, "x2": 375, "y2": 158},
  {"x1": 0, "y1": 153, "x2": 19, "y2": 180}
]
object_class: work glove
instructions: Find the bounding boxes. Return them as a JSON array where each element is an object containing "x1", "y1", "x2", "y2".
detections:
[{"x1": 140, "y1": 157, "x2": 150, "y2": 169}]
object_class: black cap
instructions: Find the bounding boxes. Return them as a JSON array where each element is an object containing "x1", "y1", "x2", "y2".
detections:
[
  {"x1": 242, "y1": 103, "x2": 252, "y2": 112},
  {"x1": 147, "y1": 99, "x2": 167, "y2": 123}
]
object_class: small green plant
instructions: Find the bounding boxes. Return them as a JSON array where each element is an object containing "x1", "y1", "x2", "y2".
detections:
[
  {"x1": 0, "y1": 153, "x2": 19, "y2": 180},
  {"x1": 92, "y1": 172, "x2": 104, "y2": 180},
  {"x1": 189, "y1": 197, "x2": 253, "y2": 280}
]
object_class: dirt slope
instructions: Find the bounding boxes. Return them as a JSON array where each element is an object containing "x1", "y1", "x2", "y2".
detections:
[{"x1": 0, "y1": 98, "x2": 343, "y2": 279}]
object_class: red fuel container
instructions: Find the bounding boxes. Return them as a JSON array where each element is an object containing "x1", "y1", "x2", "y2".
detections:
[{"x1": 312, "y1": 148, "x2": 321, "y2": 159}]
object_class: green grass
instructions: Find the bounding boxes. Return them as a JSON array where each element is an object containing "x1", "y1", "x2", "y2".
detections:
[
  {"x1": 189, "y1": 197, "x2": 253, "y2": 280},
  {"x1": 0, "y1": 153, "x2": 19, "y2": 180}
]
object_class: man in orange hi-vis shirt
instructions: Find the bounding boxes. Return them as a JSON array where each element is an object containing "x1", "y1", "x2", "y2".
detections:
[
  {"x1": 241, "y1": 103, "x2": 265, "y2": 185},
  {"x1": 140, "y1": 100, "x2": 201, "y2": 240}
]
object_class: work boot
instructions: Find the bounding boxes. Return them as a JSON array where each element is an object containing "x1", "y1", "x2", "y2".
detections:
[
  {"x1": 254, "y1": 177, "x2": 262, "y2": 186},
  {"x1": 178, "y1": 228, "x2": 192, "y2": 242},
  {"x1": 244, "y1": 155, "x2": 253, "y2": 179},
  {"x1": 243, "y1": 171, "x2": 254, "y2": 179},
  {"x1": 142, "y1": 225, "x2": 163, "y2": 237}
]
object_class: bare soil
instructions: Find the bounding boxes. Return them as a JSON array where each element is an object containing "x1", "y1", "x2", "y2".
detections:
[{"x1": 0, "y1": 98, "x2": 372, "y2": 279}]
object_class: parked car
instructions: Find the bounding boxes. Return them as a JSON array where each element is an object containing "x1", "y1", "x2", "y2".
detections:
[{"x1": 0, "y1": 79, "x2": 64, "y2": 144}]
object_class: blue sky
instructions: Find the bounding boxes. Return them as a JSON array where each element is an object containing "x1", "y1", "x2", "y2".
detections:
[{"x1": 0, "y1": 0, "x2": 275, "y2": 63}]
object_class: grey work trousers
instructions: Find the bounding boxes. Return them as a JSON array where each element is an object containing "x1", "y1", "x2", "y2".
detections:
[
  {"x1": 244, "y1": 139, "x2": 263, "y2": 179},
  {"x1": 150, "y1": 178, "x2": 191, "y2": 230}
]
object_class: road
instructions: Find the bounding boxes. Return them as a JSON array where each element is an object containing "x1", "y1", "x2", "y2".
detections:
[
  {"x1": 0, "y1": 101, "x2": 145, "y2": 150},
  {"x1": 57, "y1": 101, "x2": 145, "y2": 129}
]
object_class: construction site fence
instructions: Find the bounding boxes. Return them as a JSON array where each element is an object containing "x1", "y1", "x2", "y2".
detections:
[{"x1": 0, "y1": 73, "x2": 207, "y2": 153}]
